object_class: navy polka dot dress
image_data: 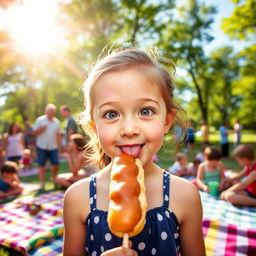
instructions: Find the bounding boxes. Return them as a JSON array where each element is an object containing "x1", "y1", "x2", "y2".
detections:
[{"x1": 85, "y1": 171, "x2": 180, "y2": 256}]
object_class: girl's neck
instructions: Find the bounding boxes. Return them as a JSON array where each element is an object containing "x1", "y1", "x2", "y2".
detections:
[{"x1": 206, "y1": 160, "x2": 218, "y2": 169}]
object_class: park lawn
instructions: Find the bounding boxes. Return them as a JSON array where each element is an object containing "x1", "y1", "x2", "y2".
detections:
[{"x1": 20, "y1": 160, "x2": 69, "y2": 190}]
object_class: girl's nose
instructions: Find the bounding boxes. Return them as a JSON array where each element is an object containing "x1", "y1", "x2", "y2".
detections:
[{"x1": 120, "y1": 117, "x2": 140, "y2": 137}]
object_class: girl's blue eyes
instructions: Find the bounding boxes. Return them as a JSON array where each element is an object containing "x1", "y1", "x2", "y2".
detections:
[
  {"x1": 103, "y1": 107, "x2": 155, "y2": 119},
  {"x1": 104, "y1": 111, "x2": 119, "y2": 119},
  {"x1": 140, "y1": 107, "x2": 154, "y2": 116}
]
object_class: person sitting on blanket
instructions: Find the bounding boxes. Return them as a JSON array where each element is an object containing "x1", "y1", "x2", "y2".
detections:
[
  {"x1": 196, "y1": 146, "x2": 229, "y2": 194},
  {"x1": 55, "y1": 134, "x2": 98, "y2": 189},
  {"x1": 0, "y1": 161, "x2": 23, "y2": 199},
  {"x1": 168, "y1": 152, "x2": 195, "y2": 176},
  {"x1": 220, "y1": 144, "x2": 256, "y2": 206}
]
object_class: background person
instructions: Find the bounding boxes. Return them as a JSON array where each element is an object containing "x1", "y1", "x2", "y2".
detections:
[
  {"x1": 4, "y1": 122, "x2": 25, "y2": 163},
  {"x1": 60, "y1": 105, "x2": 78, "y2": 146},
  {"x1": 219, "y1": 121, "x2": 231, "y2": 158},
  {"x1": 196, "y1": 146, "x2": 228, "y2": 194},
  {"x1": 200, "y1": 119, "x2": 209, "y2": 145},
  {"x1": 0, "y1": 161, "x2": 23, "y2": 199},
  {"x1": 56, "y1": 134, "x2": 97, "y2": 189},
  {"x1": 233, "y1": 119, "x2": 242, "y2": 148},
  {"x1": 31, "y1": 104, "x2": 61, "y2": 190},
  {"x1": 24, "y1": 120, "x2": 37, "y2": 162},
  {"x1": 220, "y1": 144, "x2": 256, "y2": 206}
]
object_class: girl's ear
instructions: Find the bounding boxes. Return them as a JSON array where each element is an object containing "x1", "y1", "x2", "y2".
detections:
[{"x1": 164, "y1": 109, "x2": 177, "y2": 134}]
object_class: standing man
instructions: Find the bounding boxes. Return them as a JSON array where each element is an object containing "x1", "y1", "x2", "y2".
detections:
[
  {"x1": 32, "y1": 104, "x2": 61, "y2": 190},
  {"x1": 60, "y1": 105, "x2": 78, "y2": 144}
]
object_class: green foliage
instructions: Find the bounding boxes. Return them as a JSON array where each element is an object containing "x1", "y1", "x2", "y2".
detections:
[
  {"x1": 221, "y1": 0, "x2": 256, "y2": 127},
  {"x1": 160, "y1": 0, "x2": 217, "y2": 123},
  {"x1": 0, "y1": 0, "x2": 256, "y2": 130},
  {"x1": 222, "y1": 0, "x2": 256, "y2": 39}
]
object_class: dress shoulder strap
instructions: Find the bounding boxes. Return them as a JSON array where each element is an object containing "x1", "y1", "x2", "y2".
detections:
[
  {"x1": 89, "y1": 174, "x2": 97, "y2": 211},
  {"x1": 163, "y1": 170, "x2": 170, "y2": 207}
]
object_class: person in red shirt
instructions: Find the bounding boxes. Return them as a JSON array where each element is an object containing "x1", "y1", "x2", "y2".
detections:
[{"x1": 220, "y1": 144, "x2": 256, "y2": 206}]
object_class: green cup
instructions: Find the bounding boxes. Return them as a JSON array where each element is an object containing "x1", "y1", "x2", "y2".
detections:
[{"x1": 208, "y1": 181, "x2": 219, "y2": 196}]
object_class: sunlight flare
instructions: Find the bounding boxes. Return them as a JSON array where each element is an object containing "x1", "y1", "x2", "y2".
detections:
[{"x1": 3, "y1": 0, "x2": 66, "y2": 57}]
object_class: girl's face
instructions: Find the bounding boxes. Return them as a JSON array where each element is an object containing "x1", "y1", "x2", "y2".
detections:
[
  {"x1": 13, "y1": 123, "x2": 19, "y2": 132},
  {"x1": 235, "y1": 157, "x2": 249, "y2": 166},
  {"x1": 91, "y1": 68, "x2": 175, "y2": 166},
  {"x1": 179, "y1": 157, "x2": 187, "y2": 166},
  {"x1": 207, "y1": 159, "x2": 219, "y2": 168}
]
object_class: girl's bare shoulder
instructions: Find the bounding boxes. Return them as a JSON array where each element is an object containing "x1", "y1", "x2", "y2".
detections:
[
  {"x1": 171, "y1": 175, "x2": 199, "y2": 198},
  {"x1": 64, "y1": 177, "x2": 91, "y2": 213},
  {"x1": 170, "y1": 175, "x2": 202, "y2": 221}
]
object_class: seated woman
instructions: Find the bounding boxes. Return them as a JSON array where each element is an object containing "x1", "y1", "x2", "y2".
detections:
[{"x1": 56, "y1": 134, "x2": 97, "y2": 189}]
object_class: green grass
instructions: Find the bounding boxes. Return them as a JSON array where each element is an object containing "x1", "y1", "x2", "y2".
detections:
[{"x1": 20, "y1": 161, "x2": 69, "y2": 190}]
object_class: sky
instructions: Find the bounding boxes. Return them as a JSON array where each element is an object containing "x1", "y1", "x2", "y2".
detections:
[{"x1": 203, "y1": 0, "x2": 246, "y2": 54}]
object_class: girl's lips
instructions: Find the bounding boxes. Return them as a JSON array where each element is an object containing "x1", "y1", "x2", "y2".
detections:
[{"x1": 119, "y1": 144, "x2": 144, "y2": 158}]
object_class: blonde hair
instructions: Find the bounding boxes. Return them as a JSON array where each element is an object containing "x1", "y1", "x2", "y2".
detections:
[{"x1": 81, "y1": 48, "x2": 186, "y2": 169}]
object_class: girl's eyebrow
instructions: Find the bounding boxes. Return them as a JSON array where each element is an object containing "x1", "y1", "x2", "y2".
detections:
[{"x1": 99, "y1": 98, "x2": 160, "y2": 109}]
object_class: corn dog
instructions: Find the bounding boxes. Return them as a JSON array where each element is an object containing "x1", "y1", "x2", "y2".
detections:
[{"x1": 108, "y1": 154, "x2": 147, "y2": 239}]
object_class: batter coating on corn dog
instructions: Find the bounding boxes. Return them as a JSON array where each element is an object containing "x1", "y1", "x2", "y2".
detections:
[
  {"x1": 108, "y1": 154, "x2": 147, "y2": 238},
  {"x1": 63, "y1": 49, "x2": 206, "y2": 256}
]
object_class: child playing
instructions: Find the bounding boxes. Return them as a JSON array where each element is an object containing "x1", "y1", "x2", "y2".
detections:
[
  {"x1": 22, "y1": 149, "x2": 33, "y2": 171},
  {"x1": 188, "y1": 157, "x2": 201, "y2": 176},
  {"x1": 0, "y1": 161, "x2": 23, "y2": 199},
  {"x1": 63, "y1": 48, "x2": 205, "y2": 256},
  {"x1": 56, "y1": 134, "x2": 97, "y2": 189},
  {"x1": 168, "y1": 152, "x2": 189, "y2": 176},
  {"x1": 196, "y1": 146, "x2": 228, "y2": 194},
  {"x1": 220, "y1": 144, "x2": 256, "y2": 206}
]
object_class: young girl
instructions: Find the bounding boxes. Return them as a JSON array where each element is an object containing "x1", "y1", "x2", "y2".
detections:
[
  {"x1": 4, "y1": 122, "x2": 25, "y2": 163},
  {"x1": 196, "y1": 146, "x2": 228, "y2": 194},
  {"x1": 63, "y1": 48, "x2": 205, "y2": 256},
  {"x1": 56, "y1": 134, "x2": 97, "y2": 189},
  {"x1": 220, "y1": 144, "x2": 256, "y2": 206}
]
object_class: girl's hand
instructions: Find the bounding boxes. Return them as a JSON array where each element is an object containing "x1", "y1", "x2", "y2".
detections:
[{"x1": 101, "y1": 247, "x2": 138, "y2": 256}]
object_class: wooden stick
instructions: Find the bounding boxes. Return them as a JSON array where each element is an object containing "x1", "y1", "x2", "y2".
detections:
[{"x1": 122, "y1": 233, "x2": 129, "y2": 248}]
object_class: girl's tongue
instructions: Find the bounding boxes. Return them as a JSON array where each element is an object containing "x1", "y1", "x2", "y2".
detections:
[{"x1": 120, "y1": 145, "x2": 142, "y2": 158}]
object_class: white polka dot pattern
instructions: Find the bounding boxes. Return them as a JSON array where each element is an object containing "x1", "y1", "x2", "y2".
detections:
[
  {"x1": 105, "y1": 233, "x2": 112, "y2": 241},
  {"x1": 94, "y1": 216, "x2": 99, "y2": 224},
  {"x1": 151, "y1": 248, "x2": 157, "y2": 255},
  {"x1": 138, "y1": 242, "x2": 145, "y2": 250},
  {"x1": 161, "y1": 231, "x2": 168, "y2": 240},
  {"x1": 157, "y1": 213, "x2": 163, "y2": 221},
  {"x1": 86, "y1": 171, "x2": 180, "y2": 256}
]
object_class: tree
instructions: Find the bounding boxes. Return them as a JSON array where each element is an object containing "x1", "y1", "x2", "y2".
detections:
[
  {"x1": 221, "y1": 0, "x2": 256, "y2": 126},
  {"x1": 160, "y1": 0, "x2": 216, "y2": 123}
]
